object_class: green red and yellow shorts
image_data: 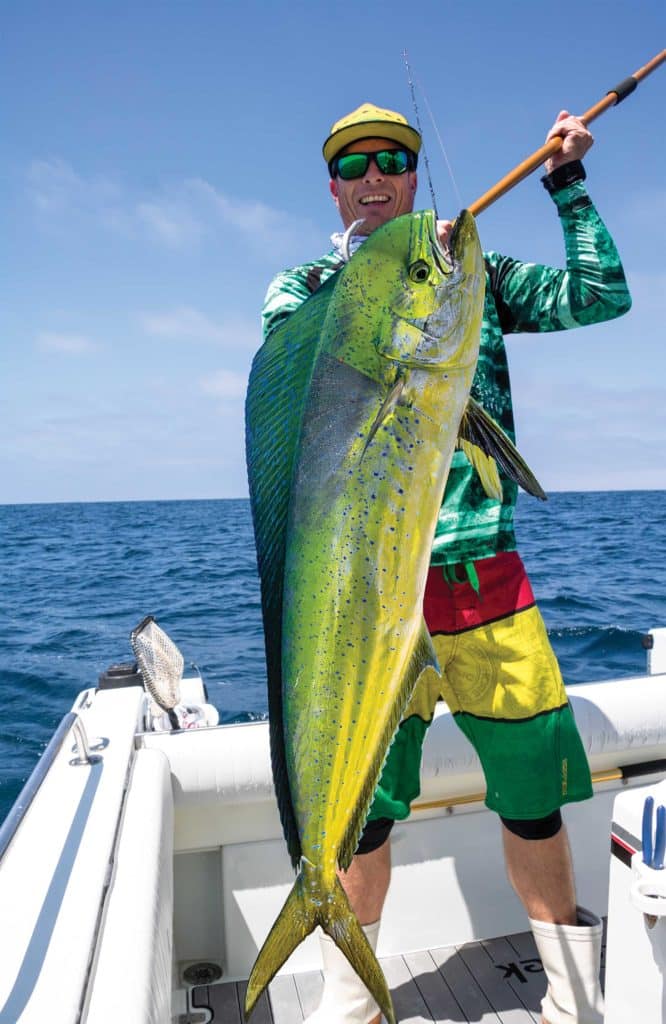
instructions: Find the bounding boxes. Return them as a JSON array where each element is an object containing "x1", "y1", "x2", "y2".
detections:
[{"x1": 368, "y1": 551, "x2": 592, "y2": 822}]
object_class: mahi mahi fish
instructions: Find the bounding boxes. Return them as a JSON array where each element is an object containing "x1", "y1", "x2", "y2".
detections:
[{"x1": 244, "y1": 209, "x2": 544, "y2": 1023}]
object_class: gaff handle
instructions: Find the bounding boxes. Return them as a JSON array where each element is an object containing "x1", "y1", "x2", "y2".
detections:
[{"x1": 468, "y1": 50, "x2": 666, "y2": 218}]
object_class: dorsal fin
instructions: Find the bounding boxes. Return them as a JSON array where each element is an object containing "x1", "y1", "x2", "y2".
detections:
[{"x1": 246, "y1": 276, "x2": 337, "y2": 866}]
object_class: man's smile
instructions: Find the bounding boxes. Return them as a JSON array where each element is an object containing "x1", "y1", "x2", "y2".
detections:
[{"x1": 359, "y1": 194, "x2": 391, "y2": 205}]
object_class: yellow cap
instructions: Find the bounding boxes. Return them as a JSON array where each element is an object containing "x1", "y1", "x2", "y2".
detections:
[{"x1": 322, "y1": 102, "x2": 422, "y2": 166}]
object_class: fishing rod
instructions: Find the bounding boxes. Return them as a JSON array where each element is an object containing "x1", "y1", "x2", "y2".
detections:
[{"x1": 468, "y1": 50, "x2": 666, "y2": 217}]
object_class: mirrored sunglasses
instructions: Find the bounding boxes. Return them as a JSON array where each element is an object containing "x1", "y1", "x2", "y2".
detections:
[{"x1": 330, "y1": 148, "x2": 416, "y2": 181}]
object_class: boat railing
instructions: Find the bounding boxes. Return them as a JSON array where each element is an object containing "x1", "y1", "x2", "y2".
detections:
[{"x1": 0, "y1": 710, "x2": 101, "y2": 863}]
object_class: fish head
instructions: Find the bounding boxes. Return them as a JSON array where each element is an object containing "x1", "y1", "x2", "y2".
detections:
[
  {"x1": 376, "y1": 208, "x2": 485, "y2": 371},
  {"x1": 327, "y1": 209, "x2": 484, "y2": 379}
]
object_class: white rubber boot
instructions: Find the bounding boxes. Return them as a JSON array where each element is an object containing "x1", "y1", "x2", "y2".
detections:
[
  {"x1": 529, "y1": 906, "x2": 604, "y2": 1024},
  {"x1": 304, "y1": 920, "x2": 381, "y2": 1024}
]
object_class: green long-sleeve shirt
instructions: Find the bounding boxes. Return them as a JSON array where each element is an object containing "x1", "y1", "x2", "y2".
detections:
[{"x1": 261, "y1": 180, "x2": 631, "y2": 565}]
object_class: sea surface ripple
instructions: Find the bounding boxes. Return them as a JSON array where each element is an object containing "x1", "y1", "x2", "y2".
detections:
[{"x1": 1, "y1": 491, "x2": 664, "y2": 824}]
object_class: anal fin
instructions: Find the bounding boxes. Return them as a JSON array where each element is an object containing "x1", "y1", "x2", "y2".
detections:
[{"x1": 338, "y1": 621, "x2": 439, "y2": 870}]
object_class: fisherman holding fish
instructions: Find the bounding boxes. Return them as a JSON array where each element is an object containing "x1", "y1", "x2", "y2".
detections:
[{"x1": 253, "y1": 104, "x2": 630, "y2": 1024}]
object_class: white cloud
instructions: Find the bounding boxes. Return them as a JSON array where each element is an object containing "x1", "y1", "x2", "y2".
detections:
[
  {"x1": 27, "y1": 159, "x2": 121, "y2": 215},
  {"x1": 517, "y1": 379, "x2": 666, "y2": 434},
  {"x1": 139, "y1": 306, "x2": 259, "y2": 350},
  {"x1": 25, "y1": 158, "x2": 321, "y2": 256},
  {"x1": 135, "y1": 200, "x2": 203, "y2": 246},
  {"x1": 36, "y1": 331, "x2": 100, "y2": 354},
  {"x1": 184, "y1": 177, "x2": 301, "y2": 237},
  {"x1": 510, "y1": 375, "x2": 666, "y2": 493},
  {"x1": 200, "y1": 369, "x2": 248, "y2": 400}
]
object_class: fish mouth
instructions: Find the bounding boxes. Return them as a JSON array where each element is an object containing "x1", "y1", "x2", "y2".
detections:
[
  {"x1": 382, "y1": 210, "x2": 479, "y2": 368},
  {"x1": 426, "y1": 216, "x2": 454, "y2": 276},
  {"x1": 425, "y1": 208, "x2": 474, "y2": 273},
  {"x1": 447, "y1": 211, "x2": 470, "y2": 259}
]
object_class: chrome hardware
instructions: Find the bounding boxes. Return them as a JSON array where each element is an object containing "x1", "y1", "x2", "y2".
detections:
[
  {"x1": 0, "y1": 711, "x2": 106, "y2": 863},
  {"x1": 69, "y1": 717, "x2": 106, "y2": 766}
]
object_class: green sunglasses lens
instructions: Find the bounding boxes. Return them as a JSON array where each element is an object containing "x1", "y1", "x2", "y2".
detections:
[
  {"x1": 375, "y1": 150, "x2": 409, "y2": 175},
  {"x1": 335, "y1": 149, "x2": 411, "y2": 180},
  {"x1": 336, "y1": 153, "x2": 370, "y2": 180}
]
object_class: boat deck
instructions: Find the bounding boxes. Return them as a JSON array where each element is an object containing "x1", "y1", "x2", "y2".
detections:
[{"x1": 190, "y1": 926, "x2": 606, "y2": 1023}]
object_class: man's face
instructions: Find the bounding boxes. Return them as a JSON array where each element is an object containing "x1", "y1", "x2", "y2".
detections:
[{"x1": 329, "y1": 137, "x2": 417, "y2": 235}]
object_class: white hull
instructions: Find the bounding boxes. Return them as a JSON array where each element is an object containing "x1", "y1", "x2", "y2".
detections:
[{"x1": 1, "y1": 630, "x2": 665, "y2": 1022}]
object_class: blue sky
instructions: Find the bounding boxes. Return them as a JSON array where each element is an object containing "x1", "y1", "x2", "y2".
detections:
[{"x1": 3, "y1": 1, "x2": 665, "y2": 503}]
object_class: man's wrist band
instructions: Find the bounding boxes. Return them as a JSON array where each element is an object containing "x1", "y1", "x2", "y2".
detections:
[{"x1": 540, "y1": 159, "x2": 587, "y2": 195}]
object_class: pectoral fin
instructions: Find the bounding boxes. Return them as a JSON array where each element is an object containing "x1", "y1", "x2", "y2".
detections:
[
  {"x1": 459, "y1": 397, "x2": 547, "y2": 501},
  {"x1": 458, "y1": 438, "x2": 503, "y2": 501},
  {"x1": 362, "y1": 374, "x2": 406, "y2": 457}
]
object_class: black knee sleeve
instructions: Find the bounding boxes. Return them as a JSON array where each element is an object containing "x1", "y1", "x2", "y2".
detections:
[
  {"x1": 500, "y1": 809, "x2": 562, "y2": 840},
  {"x1": 355, "y1": 816, "x2": 394, "y2": 855}
]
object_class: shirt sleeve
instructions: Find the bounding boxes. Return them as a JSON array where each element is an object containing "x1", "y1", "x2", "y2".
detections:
[
  {"x1": 261, "y1": 267, "x2": 313, "y2": 342},
  {"x1": 485, "y1": 181, "x2": 632, "y2": 334}
]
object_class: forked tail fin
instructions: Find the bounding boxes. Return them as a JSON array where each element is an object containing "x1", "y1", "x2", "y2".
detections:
[{"x1": 244, "y1": 859, "x2": 394, "y2": 1024}]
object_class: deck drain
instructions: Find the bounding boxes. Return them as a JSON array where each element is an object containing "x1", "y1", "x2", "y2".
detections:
[{"x1": 183, "y1": 961, "x2": 223, "y2": 985}]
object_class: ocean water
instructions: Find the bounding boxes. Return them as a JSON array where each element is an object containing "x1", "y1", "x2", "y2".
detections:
[{"x1": 1, "y1": 491, "x2": 664, "y2": 825}]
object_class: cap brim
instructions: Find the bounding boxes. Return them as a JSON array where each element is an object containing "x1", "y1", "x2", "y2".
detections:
[{"x1": 323, "y1": 120, "x2": 422, "y2": 165}]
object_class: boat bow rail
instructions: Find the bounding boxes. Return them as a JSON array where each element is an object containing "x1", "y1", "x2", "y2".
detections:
[
  {"x1": 0, "y1": 686, "x2": 146, "y2": 1023},
  {"x1": 0, "y1": 709, "x2": 102, "y2": 864}
]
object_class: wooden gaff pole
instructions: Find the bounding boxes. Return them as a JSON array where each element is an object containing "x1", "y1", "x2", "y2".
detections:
[{"x1": 468, "y1": 50, "x2": 666, "y2": 218}]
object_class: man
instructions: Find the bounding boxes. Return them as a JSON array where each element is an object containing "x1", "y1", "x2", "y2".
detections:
[{"x1": 262, "y1": 102, "x2": 631, "y2": 1024}]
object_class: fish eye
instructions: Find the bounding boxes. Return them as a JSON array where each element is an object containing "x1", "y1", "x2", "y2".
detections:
[{"x1": 408, "y1": 260, "x2": 430, "y2": 284}]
